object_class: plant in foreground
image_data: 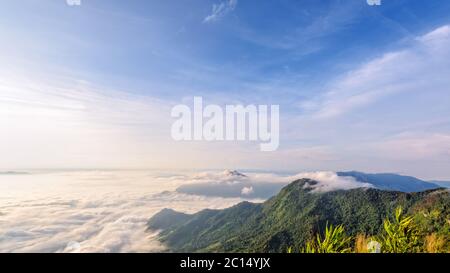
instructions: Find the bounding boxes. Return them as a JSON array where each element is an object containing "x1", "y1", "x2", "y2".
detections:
[
  {"x1": 290, "y1": 206, "x2": 446, "y2": 253},
  {"x1": 301, "y1": 223, "x2": 352, "y2": 253},
  {"x1": 367, "y1": 240, "x2": 381, "y2": 253},
  {"x1": 424, "y1": 233, "x2": 447, "y2": 253},
  {"x1": 355, "y1": 234, "x2": 370, "y2": 253},
  {"x1": 378, "y1": 207, "x2": 422, "y2": 253}
]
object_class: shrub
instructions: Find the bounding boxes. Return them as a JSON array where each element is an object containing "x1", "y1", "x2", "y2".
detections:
[
  {"x1": 301, "y1": 223, "x2": 352, "y2": 253},
  {"x1": 292, "y1": 206, "x2": 447, "y2": 253},
  {"x1": 378, "y1": 207, "x2": 422, "y2": 253}
]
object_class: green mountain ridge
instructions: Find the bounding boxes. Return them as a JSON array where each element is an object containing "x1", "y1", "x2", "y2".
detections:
[
  {"x1": 337, "y1": 171, "x2": 441, "y2": 192},
  {"x1": 148, "y1": 178, "x2": 450, "y2": 253}
]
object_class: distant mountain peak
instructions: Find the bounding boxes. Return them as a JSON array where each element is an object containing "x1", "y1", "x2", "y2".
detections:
[
  {"x1": 147, "y1": 208, "x2": 191, "y2": 231},
  {"x1": 223, "y1": 170, "x2": 247, "y2": 177},
  {"x1": 290, "y1": 178, "x2": 319, "y2": 190},
  {"x1": 337, "y1": 171, "x2": 440, "y2": 192}
]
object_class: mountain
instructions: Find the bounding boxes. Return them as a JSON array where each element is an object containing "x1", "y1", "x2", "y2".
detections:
[
  {"x1": 176, "y1": 170, "x2": 441, "y2": 200},
  {"x1": 337, "y1": 171, "x2": 440, "y2": 192},
  {"x1": 148, "y1": 179, "x2": 449, "y2": 253},
  {"x1": 430, "y1": 181, "x2": 450, "y2": 189},
  {"x1": 223, "y1": 170, "x2": 247, "y2": 177},
  {"x1": 176, "y1": 169, "x2": 284, "y2": 199},
  {"x1": 0, "y1": 171, "x2": 30, "y2": 175},
  {"x1": 147, "y1": 208, "x2": 191, "y2": 230}
]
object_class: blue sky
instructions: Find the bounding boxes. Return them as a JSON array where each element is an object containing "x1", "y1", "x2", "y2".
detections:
[{"x1": 1, "y1": 0, "x2": 450, "y2": 179}]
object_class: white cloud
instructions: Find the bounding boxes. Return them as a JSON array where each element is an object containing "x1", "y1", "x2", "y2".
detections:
[
  {"x1": 0, "y1": 169, "x2": 387, "y2": 253},
  {"x1": 300, "y1": 24, "x2": 450, "y2": 119},
  {"x1": 241, "y1": 186, "x2": 254, "y2": 195},
  {"x1": 0, "y1": 73, "x2": 178, "y2": 169},
  {"x1": 369, "y1": 132, "x2": 450, "y2": 161},
  {"x1": 291, "y1": 171, "x2": 373, "y2": 193},
  {"x1": 203, "y1": 0, "x2": 238, "y2": 23},
  {"x1": 0, "y1": 170, "x2": 247, "y2": 253},
  {"x1": 417, "y1": 25, "x2": 450, "y2": 44}
]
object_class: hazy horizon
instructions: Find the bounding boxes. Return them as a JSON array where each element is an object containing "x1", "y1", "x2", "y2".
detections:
[{"x1": 1, "y1": 167, "x2": 450, "y2": 181}]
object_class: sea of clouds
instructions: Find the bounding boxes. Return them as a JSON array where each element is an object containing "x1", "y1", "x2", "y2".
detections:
[{"x1": 0, "y1": 170, "x2": 372, "y2": 253}]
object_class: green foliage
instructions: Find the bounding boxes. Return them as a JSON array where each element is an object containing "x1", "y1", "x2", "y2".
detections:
[
  {"x1": 297, "y1": 206, "x2": 444, "y2": 253},
  {"x1": 378, "y1": 207, "x2": 422, "y2": 253},
  {"x1": 301, "y1": 223, "x2": 352, "y2": 253}
]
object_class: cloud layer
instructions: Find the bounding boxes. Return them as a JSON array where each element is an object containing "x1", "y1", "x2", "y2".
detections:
[
  {"x1": 0, "y1": 169, "x2": 376, "y2": 252},
  {"x1": 0, "y1": 170, "x2": 247, "y2": 253}
]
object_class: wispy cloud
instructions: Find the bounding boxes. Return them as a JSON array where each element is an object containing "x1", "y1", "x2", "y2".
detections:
[
  {"x1": 203, "y1": 0, "x2": 238, "y2": 23},
  {"x1": 231, "y1": 0, "x2": 360, "y2": 51},
  {"x1": 369, "y1": 132, "x2": 450, "y2": 161},
  {"x1": 300, "y1": 25, "x2": 450, "y2": 119},
  {"x1": 0, "y1": 73, "x2": 173, "y2": 169}
]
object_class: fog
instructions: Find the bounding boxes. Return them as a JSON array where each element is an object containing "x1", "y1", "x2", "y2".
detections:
[
  {"x1": 0, "y1": 170, "x2": 249, "y2": 252},
  {"x1": 0, "y1": 170, "x2": 371, "y2": 252}
]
